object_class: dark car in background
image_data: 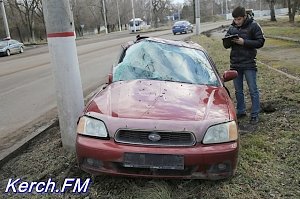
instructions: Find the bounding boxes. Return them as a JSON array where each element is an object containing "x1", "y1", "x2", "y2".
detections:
[
  {"x1": 76, "y1": 36, "x2": 239, "y2": 180},
  {"x1": 0, "y1": 39, "x2": 24, "y2": 56},
  {"x1": 172, "y1": 20, "x2": 193, "y2": 35}
]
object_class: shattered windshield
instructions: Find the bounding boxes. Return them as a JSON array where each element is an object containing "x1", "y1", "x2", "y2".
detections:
[{"x1": 113, "y1": 40, "x2": 218, "y2": 85}]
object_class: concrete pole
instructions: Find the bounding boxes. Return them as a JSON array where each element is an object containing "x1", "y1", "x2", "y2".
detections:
[
  {"x1": 0, "y1": 0, "x2": 11, "y2": 39},
  {"x1": 102, "y1": 0, "x2": 108, "y2": 34},
  {"x1": 225, "y1": 0, "x2": 228, "y2": 20},
  {"x1": 150, "y1": 0, "x2": 152, "y2": 25},
  {"x1": 116, "y1": 0, "x2": 121, "y2": 31},
  {"x1": 131, "y1": 0, "x2": 136, "y2": 32},
  {"x1": 221, "y1": 0, "x2": 223, "y2": 15},
  {"x1": 260, "y1": 0, "x2": 262, "y2": 17},
  {"x1": 42, "y1": 0, "x2": 84, "y2": 151},
  {"x1": 195, "y1": 0, "x2": 200, "y2": 35}
]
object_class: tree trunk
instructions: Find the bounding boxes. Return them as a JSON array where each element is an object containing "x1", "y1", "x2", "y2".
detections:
[
  {"x1": 288, "y1": 0, "x2": 299, "y2": 23},
  {"x1": 8, "y1": 0, "x2": 23, "y2": 42},
  {"x1": 270, "y1": 0, "x2": 277, "y2": 21},
  {"x1": 291, "y1": 0, "x2": 299, "y2": 22},
  {"x1": 154, "y1": 14, "x2": 158, "y2": 28},
  {"x1": 288, "y1": 0, "x2": 293, "y2": 22}
]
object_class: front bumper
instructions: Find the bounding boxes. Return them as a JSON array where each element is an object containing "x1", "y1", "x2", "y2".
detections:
[{"x1": 76, "y1": 135, "x2": 239, "y2": 180}]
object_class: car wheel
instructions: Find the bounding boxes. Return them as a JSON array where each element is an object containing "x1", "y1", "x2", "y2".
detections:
[
  {"x1": 6, "y1": 50, "x2": 10, "y2": 56},
  {"x1": 20, "y1": 47, "x2": 24, "y2": 53},
  {"x1": 173, "y1": 32, "x2": 176, "y2": 35}
]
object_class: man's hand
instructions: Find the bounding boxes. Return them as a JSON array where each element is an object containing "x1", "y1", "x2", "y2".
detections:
[{"x1": 233, "y1": 37, "x2": 244, "y2": 45}]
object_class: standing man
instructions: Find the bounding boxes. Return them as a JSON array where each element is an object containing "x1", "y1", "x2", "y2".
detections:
[{"x1": 223, "y1": 6, "x2": 265, "y2": 125}]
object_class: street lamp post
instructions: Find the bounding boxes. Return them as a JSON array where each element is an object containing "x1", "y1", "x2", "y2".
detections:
[{"x1": 0, "y1": 0, "x2": 11, "y2": 39}]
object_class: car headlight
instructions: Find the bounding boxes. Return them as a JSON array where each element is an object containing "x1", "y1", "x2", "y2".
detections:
[
  {"x1": 203, "y1": 121, "x2": 238, "y2": 144},
  {"x1": 77, "y1": 116, "x2": 108, "y2": 138}
]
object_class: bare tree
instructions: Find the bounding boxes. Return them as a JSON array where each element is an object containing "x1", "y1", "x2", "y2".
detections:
[
  {"x1": 265, "y1": 0, "x2": 277, "y2": 21},
  {"x1": 288, "y1": 0, "x2": 300, "y2": 22},
  {"x1": 5, "y1": 0, "x2": 43, "y2": 42},
  {"x1": 14, "y1": 0, "x2": 42, "y2": 43},
  {"x1": 152, "y1": 0, "x2": 172, "y2": 28}
]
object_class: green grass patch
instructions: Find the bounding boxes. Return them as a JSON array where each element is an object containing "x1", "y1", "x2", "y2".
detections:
[
  {"x1": 255, "y1": 17, "x2": 300, "y2": 77},
  {"x1": 263, "y1": 26, "x2": 300, "y2": 39},
  {"x1": 257, "y1": 38, "x2": 300, "y2": 78}
]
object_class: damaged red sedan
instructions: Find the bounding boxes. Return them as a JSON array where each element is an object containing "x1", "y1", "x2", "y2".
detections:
[{"x1": 76, "y1": 36, "x2": 239, "y2": 180}]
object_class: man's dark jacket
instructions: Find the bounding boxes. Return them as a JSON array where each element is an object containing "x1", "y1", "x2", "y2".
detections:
[{"x1": 223, "y1": 16, "x2": 265, "y2": 70}]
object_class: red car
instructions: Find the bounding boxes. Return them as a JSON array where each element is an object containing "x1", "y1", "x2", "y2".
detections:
[{"x1": 76, "y1": 36, "x2": 239, "y2": 180}]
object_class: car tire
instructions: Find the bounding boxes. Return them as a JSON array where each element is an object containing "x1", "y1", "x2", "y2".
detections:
[
  {"x1": 173, "y1": 32, "x2": 176, "y2": 35},
  {"x1": 6, "y1": 49, "x2": 10, "y2": 56},
  {"x1": 20, "y1": 47, "x2": 24, "y2": 53}
]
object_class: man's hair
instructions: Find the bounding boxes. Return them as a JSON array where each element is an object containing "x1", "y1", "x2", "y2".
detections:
[{"x1": 232, "y1": 6, "x2": 246, "y2": 18}]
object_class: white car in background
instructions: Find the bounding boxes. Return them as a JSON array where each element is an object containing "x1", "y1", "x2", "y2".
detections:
[{"x1": 0, "y1": 39, "x2": 24, "y2": 56}]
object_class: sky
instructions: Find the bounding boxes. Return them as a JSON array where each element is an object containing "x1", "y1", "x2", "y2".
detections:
[{"x1": 172, "y1": 0, "x2": 185, "y2": 4}]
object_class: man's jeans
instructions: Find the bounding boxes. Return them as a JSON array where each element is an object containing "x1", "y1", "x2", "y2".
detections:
[{"x1": 233, "y1": 69, "x2": 260, "y2": 117}]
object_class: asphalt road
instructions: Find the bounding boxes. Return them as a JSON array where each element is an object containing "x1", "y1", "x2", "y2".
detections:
[{"x1": 0, "y1": 21, "x2": 230, "y2": 156}]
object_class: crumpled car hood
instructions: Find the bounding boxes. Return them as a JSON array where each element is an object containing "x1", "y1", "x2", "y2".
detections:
[{"x1": 86, "y1": 80, "x2": 230, "y2": 121}]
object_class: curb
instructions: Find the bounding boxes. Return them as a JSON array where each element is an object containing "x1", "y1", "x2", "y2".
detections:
[
  {"x1": 0, "y1": 84, "x2": 108, "y2": 167},
  {"x1": 257, "y1": 60, "x2": 300, "y2": 81},
  {"x1": 0, "y1": 118, "x2": 58, "y2": 167},
  {"x1": 266, "y1": 35, "x2": 300, "y2": 43}
]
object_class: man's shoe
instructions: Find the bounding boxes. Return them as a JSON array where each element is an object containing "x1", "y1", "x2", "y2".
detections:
[
  {"x1": 250, "y1": 116, "x2": 259, "y2": 125},
  {"x1": 237, "y1": 113, "x2": 246, "y2": 119}
]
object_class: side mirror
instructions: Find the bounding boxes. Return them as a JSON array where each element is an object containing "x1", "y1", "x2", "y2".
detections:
[
  {"x1": 108, "y1": 73, "x2": 112, "y2": 84},
  {"x1": 222, "y1": 70, "x2": 238, "y2": 82}
]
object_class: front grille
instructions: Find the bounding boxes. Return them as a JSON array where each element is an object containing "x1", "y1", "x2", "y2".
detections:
[{"x1": 114, "y1": 129, "x2": 196, "y2": 146}]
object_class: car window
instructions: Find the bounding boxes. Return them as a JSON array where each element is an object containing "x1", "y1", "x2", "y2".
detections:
[
  {"x1": 174, "y1": 21, "x2": 185, "y2": 26},
  {"x1": 0, "y1": 41, "x2": 8, "y2": 48},
  {"x1": 113, "y1": 40, "x2": 218, "y2": 86}
]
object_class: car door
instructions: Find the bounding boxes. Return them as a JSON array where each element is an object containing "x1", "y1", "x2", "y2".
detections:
[
  {"x1": 8, "y1": 41, "x2": 14, "y2": 54},
  {"x1": 9, "y1": 40, "x2": 18, "y2": 54}
]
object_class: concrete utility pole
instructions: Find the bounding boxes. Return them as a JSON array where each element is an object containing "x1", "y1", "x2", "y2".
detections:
[
  {"x1": 195, "y1": 0, "x2": 200, "y2": 35},
  {"x1": 102, "y1": 0, "x2": 108, "y2": 34},
  {"x1": 260, "y1": 0, "x2": 262, "y2": 17},
  {"x1": 131, "y1": 0, "x2": 136, "y2": 32},
  {"x1": 116, "y1": 0, "x2": 121, "y2": 31},
  {"x1": 0, "y1": 0, "x2": 11, "y2": 39},
  {"x1": 150, "y1": 0, "x2": 152, "y2": 25},
  {"x1": 42, "y1": 0, "x2": 84, "y2": 151}
]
